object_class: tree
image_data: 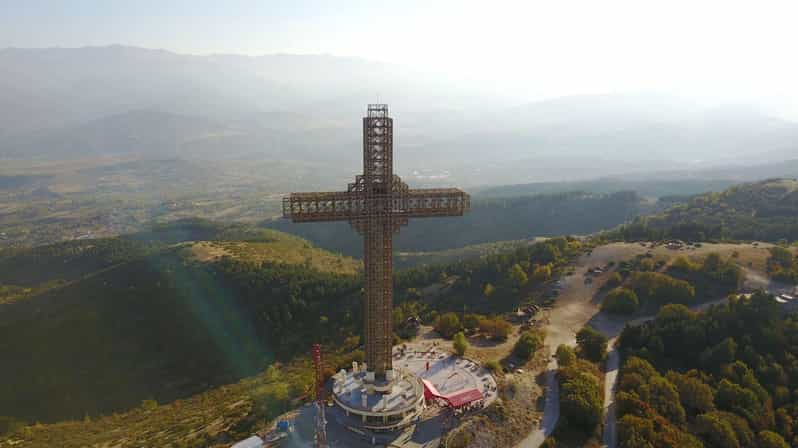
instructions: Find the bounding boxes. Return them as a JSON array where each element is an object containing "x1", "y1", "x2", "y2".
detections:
[
  {"x1": 576, "y1": 325, "x2": 608, "y2": 362},
  {"x1": 618, "y1": 413, "x2": 703, "y2": 448},
  {"x1": 757, "y1": 430, "x2": 789, "y2": 448},
  {"x1": 648, "y1": 376, "x2": 686, "y2": 425},
  {"x1": 0, "y1": 417, "x2": 25, "y2": 437},
  {"x1": 630, "y1": 271, "x2": 695, "y2": 305},
  {"x1": 700, "y1": 337, "x2": 737, "y2": 367},
  {"x1": 463, "y1": 313, "x2": 482, "y2": 332},
  {"x1": 769, "y1": 247, "x2": 795, "y2": 270},
  {"x1": 639, "y1": 258, "x2": 656, "y2": 272},
  {"x1": 453, "y1": 332, "x2": 468, "y2": 356},
  {"x1": 602, "y1": 287, "x2": 640, "y2": 314},
  {"x1": 714, "y1": 379, "x2": 762, "y2": 423},
  {"x1": 556, "y1": 344, "x2": 576, "y2": 367},
  {"x1": 532, "y1": 264, "x2": 552, "y2": 283},
  {"x1": 618, "y1": 414, "x2": 656, "y2": 448},
  {"x1": 541, "y1": 437, "x2": 557, "y2": 448},
  {"x1": 666, "y1": 370, "x2": 715, "y2": 415},
  {"x1": 696, "y1": 413, "x2": 740, "y2": 448},
  {"x1": 605, "y1": 272, "x2": 623, "y2": 288},
  {"x1": 509, "y1": 263, "x2": 528, "y2": 288},
  {"x1": 560, "y1": 371, "x2": 603, "y2": 432},
  {"x1": 141, "y1": 399, "x2": 158, "y2": 410},
  {"x1": 435, "y1": 312, "x2": 461, "y2": 339},
  {"x1": 514, "y1": 331, "x2": 543, "y2": 361}
]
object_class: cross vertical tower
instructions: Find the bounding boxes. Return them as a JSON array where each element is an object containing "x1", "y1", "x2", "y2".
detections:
[{"x1": 283, "y1": 104, "x2": 469, "y2": 381}]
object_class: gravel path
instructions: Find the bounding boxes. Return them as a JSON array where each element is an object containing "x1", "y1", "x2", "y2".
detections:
[
  {"x1": 515, "y1": 358, "x2": 559, "y2": 448},
  {"x1": 601, "y1": 344, "x2": 619, "y2": 448}
]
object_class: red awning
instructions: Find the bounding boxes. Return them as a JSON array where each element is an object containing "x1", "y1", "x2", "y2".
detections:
[
  {"x1": 422, "y1": 379, "x2": 441, "y2": 397},
  {"x1": 444, "y1": 388, "x2": 483, "y2": 408}
]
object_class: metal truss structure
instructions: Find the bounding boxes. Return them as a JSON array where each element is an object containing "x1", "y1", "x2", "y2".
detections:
[{"x1": 284, "y1": 104, "x2": 469, "y2": 379}]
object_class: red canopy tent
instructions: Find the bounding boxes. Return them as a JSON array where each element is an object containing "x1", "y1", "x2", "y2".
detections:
[
  {"x1": 445, "y1": 388, "x2": 483, "y2": 408},
  {"x1": 421, "y1": 379, "x2": 483, "y2": 409}
]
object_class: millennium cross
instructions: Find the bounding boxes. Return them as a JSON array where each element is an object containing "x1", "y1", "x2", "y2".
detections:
[{"x1": 283, "y1": 104, "x2": 469, "y2": 382}]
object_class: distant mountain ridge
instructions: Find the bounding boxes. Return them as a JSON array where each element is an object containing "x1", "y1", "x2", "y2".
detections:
[
  {"x1": 476, "y1": 160, "x2": 798, "y2": 199},
  {"x1": 2, "y1": 46, "x2": 798, "y2": 186}
]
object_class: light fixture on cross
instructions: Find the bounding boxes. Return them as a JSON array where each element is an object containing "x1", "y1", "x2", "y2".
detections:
[{"x1": 283, "y1": 104, "x2": 469, "y2": 382}]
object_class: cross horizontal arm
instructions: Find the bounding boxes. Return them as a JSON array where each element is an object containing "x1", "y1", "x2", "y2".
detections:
[
  {"x1": 283, "y1": 188, "x2": 470, "y2": 223},
  {"x1": 396, "y1": 188, "x2": 470, "y2": 219},
  {"x1": 282, "y1": 191, "x2": 361, "y2": 222}
]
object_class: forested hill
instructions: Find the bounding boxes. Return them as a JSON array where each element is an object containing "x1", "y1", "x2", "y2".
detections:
[
  {"x1": 475, "y1": 178, "x2": 738, "y2": 199},
  {"x1": 617, "y1": 294, "x2": 798, "y2": 447},
  {"x1": 615, "y1": 178, "x2": 798, "y2": 242},
  {"x1": 268, "y1": 191, "x2": 645, "y2": 256},
  {"x1": 0, "y1": 221, "x2": 363, "y2": 424}
]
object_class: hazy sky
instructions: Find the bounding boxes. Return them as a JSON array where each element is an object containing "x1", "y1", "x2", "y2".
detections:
[{"x1": 3, "y1": 0, "x2": 798, "y2": 113}]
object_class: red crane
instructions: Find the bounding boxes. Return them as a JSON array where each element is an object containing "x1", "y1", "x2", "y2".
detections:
[{"x1": 311, "y1": 343, "x2": 328, "y2": 448}]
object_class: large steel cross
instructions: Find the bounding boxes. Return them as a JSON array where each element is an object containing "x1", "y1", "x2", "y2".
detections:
[{"x1": 283, "y1": 104, "x2": 469, "y2": 381}]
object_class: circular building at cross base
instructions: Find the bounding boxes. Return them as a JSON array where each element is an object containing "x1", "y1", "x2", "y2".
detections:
[
  {"x1": 331, "y1": 364, "x2": 426, "y2": 433},
  {"x1": 265, "y1": 348, "x2": 498, "y2": 448}
]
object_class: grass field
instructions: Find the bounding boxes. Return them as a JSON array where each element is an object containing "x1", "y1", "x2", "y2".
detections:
[{"x1": 184, "y1": 230, "x2": 361, "y2": 276}]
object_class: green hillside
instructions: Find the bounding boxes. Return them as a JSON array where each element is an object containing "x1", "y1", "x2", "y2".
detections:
[
  {"x1": 615, "y1": 178, "x2": 798, "y2": 242},
  {"x1": 0, "y1": 221, "x2": 363, "y2": 424},
  {"x1": 0, "y1": 227, "x2": 591, "y2": 446}
]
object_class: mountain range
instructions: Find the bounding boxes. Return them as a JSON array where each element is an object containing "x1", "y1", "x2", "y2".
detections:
[{"x1": 2, "y1": 46, "x2": 798, "y2": 187}]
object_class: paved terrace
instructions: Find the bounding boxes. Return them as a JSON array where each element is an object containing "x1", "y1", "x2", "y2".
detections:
[{"x1": 393, "y1": 342, "x2": 498, "y2": 406}]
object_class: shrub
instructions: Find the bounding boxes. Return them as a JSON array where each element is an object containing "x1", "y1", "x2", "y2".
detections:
[
  {"x1": 556, "y1": 344, "x2": 577, "y2": 367},
  {"x1": 514, "y1": 330, "x2": 543, "y2": 361},
  {"x1": 479, "y1": 317, "x2": 512, "y2": 341},
  {"x1": 434, "y1": 312, "x2": 461, "y2": 339},
  {"x1": 484, "y1": 360, "x2": 501, "y2": 373}
]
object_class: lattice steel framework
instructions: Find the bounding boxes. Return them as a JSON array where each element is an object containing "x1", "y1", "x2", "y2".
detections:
[{"x1": 284, "y1": 105, "x2": 469, "y2": 379}]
